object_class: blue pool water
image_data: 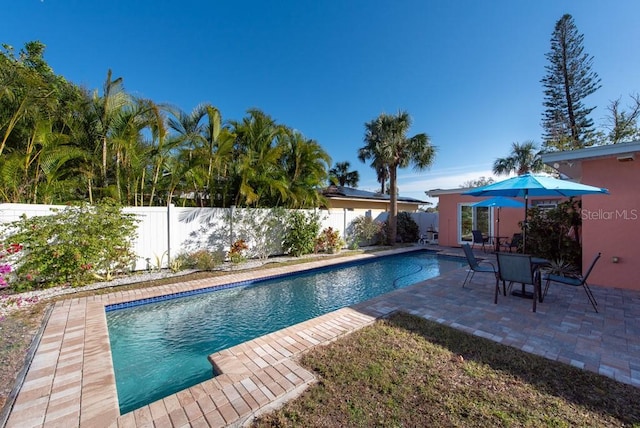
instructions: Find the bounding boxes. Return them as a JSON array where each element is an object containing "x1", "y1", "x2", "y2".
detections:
[{"x1": 107, "y1": 250, "x2": 465, "y2": 414}]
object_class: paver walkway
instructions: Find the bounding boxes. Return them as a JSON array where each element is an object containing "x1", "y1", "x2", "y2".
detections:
[{"x1": 3, "y1": 246, "x2": 640, "y2": 427}]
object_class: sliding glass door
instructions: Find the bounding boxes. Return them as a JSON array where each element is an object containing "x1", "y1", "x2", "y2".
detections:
[{"x1": 458, "y1": 204, "x2": 491, "y2": 244}]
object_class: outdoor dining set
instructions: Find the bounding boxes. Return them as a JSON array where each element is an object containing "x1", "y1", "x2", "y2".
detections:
[
  {"x1": 462, "y1": 242, "x2": 601, "y2": 313},
  {"x1": 456, "y1": 173, "x2": 607, "y2": 313}
]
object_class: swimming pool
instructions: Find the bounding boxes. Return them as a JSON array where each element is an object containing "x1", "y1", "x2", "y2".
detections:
[{"x1": 106, "y1": 250, "x2": 465, "y2": 414}]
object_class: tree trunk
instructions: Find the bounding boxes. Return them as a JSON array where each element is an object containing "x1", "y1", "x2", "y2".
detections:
[
  {"x1": 388, "y1": 166, "x2": 398, "y2": 245},
  {"x1": 101, "y1": 136, "x2": 108, "y2": 189}
]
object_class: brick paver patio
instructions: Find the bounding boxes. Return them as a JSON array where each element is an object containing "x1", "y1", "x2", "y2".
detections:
[{"x1": 4, "y1": 246, "x2": 640, "y2": 427}]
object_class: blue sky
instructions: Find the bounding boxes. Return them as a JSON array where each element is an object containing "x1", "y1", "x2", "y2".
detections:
[{"x1": 5, "y1": 1, "x2": 640, "y2": 204}]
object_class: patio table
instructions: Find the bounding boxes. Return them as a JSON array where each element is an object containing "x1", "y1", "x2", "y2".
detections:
[{"x1": 511, "y1": 256, "x2": 550, "y2": 301}]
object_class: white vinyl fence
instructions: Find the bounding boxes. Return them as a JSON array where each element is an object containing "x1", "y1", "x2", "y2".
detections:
[{"x1": 0, "y1": 203, "x2": 437, "y2": 271}]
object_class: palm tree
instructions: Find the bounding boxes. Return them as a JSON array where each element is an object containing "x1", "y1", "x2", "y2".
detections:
[
  {"x1": 493, "y1": 141, "x2": 545, "y2": 176},
  {"x1": 359, "y1": 111, "x2": 435, "y2": 244},
  {"x1": 166, "y1": 103, "x2": 235, "y2": 207},
  {"x1": 138, "y1": 98, "x2": 170, "y2": 206},
  {"x1": 91, "y1": 70, "x2": 130, "y2": 192},
  {"x1": 358, "y1": 147, "x2": 389, "y2": 193},
  {"x1": 199, "y1": 105, "x2": 234, "y2": 207},
  {"x1": 328, "y1": 161, "x2": 359, "y2": 187},
  {"x1": 282, "y1": 130, "x2": 331, "y2": 208},
  {"x1": 109, "y1": 100, "x2": 151, "y2": 204},
  {"x1": 229, "y1": 109, "x2": 288, "y2": 207}
]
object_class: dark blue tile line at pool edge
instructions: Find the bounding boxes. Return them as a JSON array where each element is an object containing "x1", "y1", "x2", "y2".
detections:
[{"x1": 104, "y1": 249, "x2": 455, "y2": 312}]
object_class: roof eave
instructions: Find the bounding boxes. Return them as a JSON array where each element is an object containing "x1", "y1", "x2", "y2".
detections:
[{"x1": 541, "y1": 141, "x2": 640, "y2": 178}]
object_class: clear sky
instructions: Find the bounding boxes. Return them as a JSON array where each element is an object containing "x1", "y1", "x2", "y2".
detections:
[{"x1": 4, "y1": 1, "x2": 640, "y2": 204}]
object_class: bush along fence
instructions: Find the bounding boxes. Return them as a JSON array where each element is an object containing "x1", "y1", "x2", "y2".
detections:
[{"x1": 0, "y1": 202, "x2": 438, "y2": 291}]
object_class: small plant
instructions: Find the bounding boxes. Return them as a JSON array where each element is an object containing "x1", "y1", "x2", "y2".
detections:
[
  {"x1": 228, "y1": 239, "x2": 249, "y2": 264},
  {"x1": 316, "y1": 227, "x2": 344, "y2": 254},
  {"x1": 176, "y1": 249, "x2": 223, "y2": 271},
  {"x1": 169, "y1": 257, "x2": 183, "y2": 273},
  {"x1": 231, "y1": 207, "x2": 287, "y2": 260},
  {"x1": 349, "y1": 215, "x2": 383, "y2": 247},
  {"x1": 547, "y1": 259, "x2": 579, "y2": 277},
  {"x1": 146, "y1": 251, "x2": 167, "y2": 273}
]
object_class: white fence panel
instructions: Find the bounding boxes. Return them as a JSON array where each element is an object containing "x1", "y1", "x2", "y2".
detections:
[
  {"x1": 0, "y1": 203, "x2": 436, "y2": 271},
  {"x1": 411, "y1": 212, "x2": 439, "y2": 235},
  {"x1": 0, "y1": 203, "x2": 64, "y2": 222},
  {"x1": 170, "y1": 207, "x2": 229, "y2": 254},
  {"x1": 123, "y1": 206, "x2": 170, "y2": 271}
]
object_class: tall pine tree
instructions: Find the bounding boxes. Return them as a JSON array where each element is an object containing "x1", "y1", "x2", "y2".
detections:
[{"x1": 541, "y1": 14, "x2": 601, "y2": 151}]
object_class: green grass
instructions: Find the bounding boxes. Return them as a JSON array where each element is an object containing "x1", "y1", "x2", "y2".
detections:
[{"x1": 252, "y1": 312, "x2": 640, "y2": 427}]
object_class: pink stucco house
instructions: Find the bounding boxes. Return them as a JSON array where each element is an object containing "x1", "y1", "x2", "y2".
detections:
[
  {"x1": 541, "y1": 141, "x2": 640, "y2": 291},
  {"x1": 427, "y1": 141, "x2": 640, "y2": 291}
]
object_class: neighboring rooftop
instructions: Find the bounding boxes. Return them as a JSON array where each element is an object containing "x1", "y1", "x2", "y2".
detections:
[{"x1": 322, "y1": 185, "x2": 428, "y2": 204}]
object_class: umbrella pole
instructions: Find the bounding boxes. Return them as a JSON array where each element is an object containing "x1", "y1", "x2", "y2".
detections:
[
  {"x1": 522, "y1": 192, "x2": 528, "y2": 253},
  {"x1": 496, "y1": 207, "x2": 500, "y2": 251}
]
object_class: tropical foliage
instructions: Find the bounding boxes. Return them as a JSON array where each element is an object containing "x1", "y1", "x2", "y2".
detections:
[
  {"x1": 526, "y1": 199, "x2": 582, "y2": 269},
  {"x1": 493, "y1": 141, "x2": 545, "y2": 176},
  {"x1": 359, "y1": 111, "x2": 435, "y2": 244},
  {"x1": 0, "y1": 42, "x2": 331, "y2": 208},
  {"x1": 328, "y1": 161, "x2": 360, "y2": 187}
]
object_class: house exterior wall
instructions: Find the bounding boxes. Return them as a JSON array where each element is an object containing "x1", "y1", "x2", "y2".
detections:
[
  {"x1": 437, "y1": 193, "x2": 477, "y2": 246},
  {"x1": 435, "y1": 193, "x2": 537, "y2": 247},
  {"x1": 580, "y1": 157, "x2": 640, "y2": 290}
]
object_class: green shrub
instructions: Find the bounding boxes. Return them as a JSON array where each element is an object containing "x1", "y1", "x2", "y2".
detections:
[
  {"x1": 349, "y1": 215, "x2": 383, "y2": 247},
  {"x1": 526, "y1": 199, "x2": 582, "y2": 269},
  {"x1": 2, "y1": 200, "x2": 138, "y2": 290},
  {"x1": 395, "y1": 212, "x2": 420, "y2": 243},
  {"x1": 176, "y1": 249, "x2": 224, "y2": 270},
  {"x1": 282, "y1": 211, "x2": 321, "y2": 257}
]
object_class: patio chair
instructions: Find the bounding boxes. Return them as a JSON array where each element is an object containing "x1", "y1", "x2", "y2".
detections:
[
  {"x1": 461, "y1": 243, "x2": 496, "y2": 288},
  {"x1": 496, "y1": 252, "x2": 539, "y2": 312},
  {"x1": 471, "y1": 229, "x2": 490, "y2": 252},
  {"x1": 542, "y1": 252, "x2": 601, "y2": 312},
  {"x1": 500, "y1": 233, "x2": 522, "y2": 253}
]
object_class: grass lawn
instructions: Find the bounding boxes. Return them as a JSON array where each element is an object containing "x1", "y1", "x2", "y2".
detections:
[{"x1": 252, "y1": 312, "x2": 640, "y2": 427}]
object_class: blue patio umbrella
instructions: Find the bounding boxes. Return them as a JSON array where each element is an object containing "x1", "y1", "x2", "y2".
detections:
[
  {"x1": 463, "y1": 174, "x2": 609, "y2": 252},
  {"x1": 471, "y1": 196, "x2": 525, "y2": 242}
]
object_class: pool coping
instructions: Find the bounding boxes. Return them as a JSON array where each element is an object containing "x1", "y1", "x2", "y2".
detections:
[{"x1": 4, "y1": 247, "x2": 426, "y2": 427}]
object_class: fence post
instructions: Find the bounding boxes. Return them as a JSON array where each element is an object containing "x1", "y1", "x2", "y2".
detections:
[
  {"x1": 166, "y1": 203, "x2": 173, "y2": 268},
  {"x1": 230, "y1": 205, "x2": 236, "y2": 249}
]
